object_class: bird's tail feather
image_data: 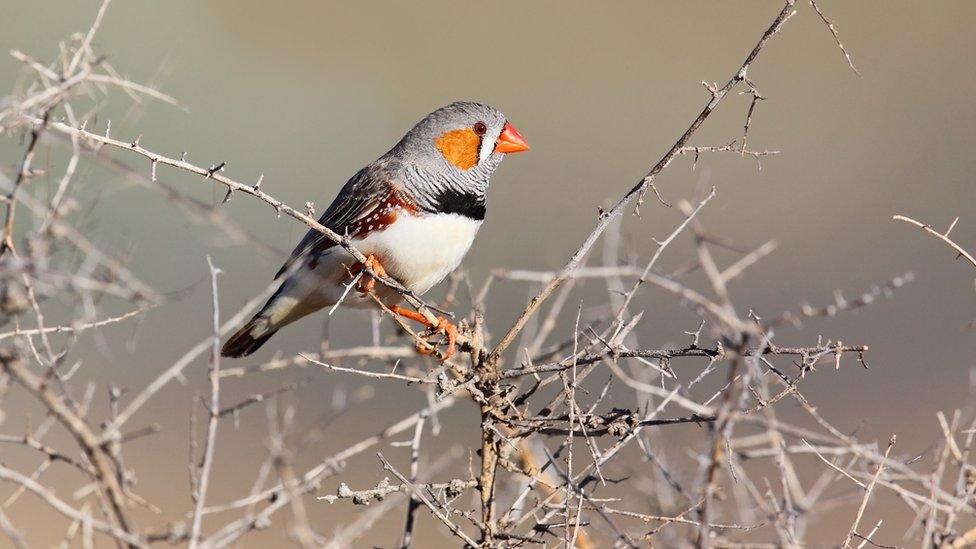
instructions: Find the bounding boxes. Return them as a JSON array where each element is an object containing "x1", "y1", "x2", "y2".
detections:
[
  {"x1": 221, "y1": 317, "x2": 278, "y2": 358},
  {"x1": 222, "y1": 277, "x2": 321, "y2": 358}
]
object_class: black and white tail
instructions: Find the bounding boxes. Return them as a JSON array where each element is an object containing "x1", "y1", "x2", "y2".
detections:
[{"x1": 221, "y1": 316, "x2": 278, "y2": 358}]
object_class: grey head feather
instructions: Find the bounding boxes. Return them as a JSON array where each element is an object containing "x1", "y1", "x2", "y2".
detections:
[{"x1": 384, "y1": 102, "x2": 510, "y2": 219}]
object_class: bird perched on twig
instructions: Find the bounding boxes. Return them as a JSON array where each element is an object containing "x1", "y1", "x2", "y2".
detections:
[{"x1": 222, "y1": 102, "x2": 529, "y2": 359}]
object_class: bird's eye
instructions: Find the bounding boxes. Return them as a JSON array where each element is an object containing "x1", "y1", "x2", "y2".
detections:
[{"x1": 473, "y1": 121, "x2": 487, "y2": 136}]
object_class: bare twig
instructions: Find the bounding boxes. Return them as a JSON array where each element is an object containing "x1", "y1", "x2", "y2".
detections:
[
  {"x1": 893, "y1": 215, "x2": 976, "y2": 271},
  {"x1": 188, "y1": 258, "x2": 222, "y2": 548},
  {"x1": 843, "y1": 436, "x2": 895, "y2": 548},
  {"x1": 488, "y1": 0, "x2": 798, "y2": 363}
]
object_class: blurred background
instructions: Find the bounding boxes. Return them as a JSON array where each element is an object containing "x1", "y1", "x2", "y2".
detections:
[{"x1": 2, "y1": 1, "x2": 975, "y2": 546}]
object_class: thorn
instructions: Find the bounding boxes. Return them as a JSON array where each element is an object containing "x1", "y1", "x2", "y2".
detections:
[
  {"x1": 946, "y1": 216, "x2": 960, "y2": 237},
  {"x1": 204, "y1": 161, "x2": 225, "y2": 180},
  {"x1": 253, "y1": 173, "x2": 264, "y2": 192},
  {"x1": 150, "y1": 159, "x2": 157, "y2": 182},
  {"x1": 701, "y1": 81, "x2": 719, "y2": 96},
  {"x1": 105, "y1": 119, "x2": 111, "y2": 139},
  {"x1": 222, "y1": 187, "x2": 234, "y2": 204}
]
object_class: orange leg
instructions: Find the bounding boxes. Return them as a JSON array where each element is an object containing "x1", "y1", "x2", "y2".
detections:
[
  {"x1": 354, "y1": 254, "x2": 387, "y2": 295},
  {"x1": 390, "y1": 305, "x2": 457, "y2": 360}
]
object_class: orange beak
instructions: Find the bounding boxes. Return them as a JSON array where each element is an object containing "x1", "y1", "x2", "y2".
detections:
[{"x1": 493, "y1": 122, "x2": 530, "y2": 154}]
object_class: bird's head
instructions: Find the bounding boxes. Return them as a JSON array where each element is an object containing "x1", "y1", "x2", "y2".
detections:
[{"x1": 395, "y1": 101, "x2": 529, "y2": 174}]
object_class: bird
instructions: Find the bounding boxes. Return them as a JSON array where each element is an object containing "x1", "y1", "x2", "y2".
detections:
[{"x1": 221, "y1": 101, "x2": 529, "y2": 359}]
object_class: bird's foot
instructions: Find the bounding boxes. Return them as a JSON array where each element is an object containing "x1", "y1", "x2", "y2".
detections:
[
  {"x1": 416, "y1": 316, "x2": 457, "y2": 361},
  {"x1": 355, "y1": 254, "x2": 386, "y2": 295},
  {"x1": 390, "y1": 305, "x2": 457, "y2": 361}
]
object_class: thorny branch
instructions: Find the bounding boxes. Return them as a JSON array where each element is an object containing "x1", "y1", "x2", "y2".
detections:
[
  {"x1": 2, "y1": 2, "x2": 972, "y2": 548},
  {"x1": 485, "y1": 0, "x2": 799, "y2": 365},
  {"x1": 894, "y1": 215, "x2": 976, "y2": 272}
]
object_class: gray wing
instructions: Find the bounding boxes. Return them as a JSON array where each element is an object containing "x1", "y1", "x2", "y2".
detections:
[{"x1": 274, "y1": 162, "x2": 396, "y2": 279}]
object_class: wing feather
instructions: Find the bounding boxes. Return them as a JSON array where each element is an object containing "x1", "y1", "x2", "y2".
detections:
[{"x1": 274, "y1": 162, "x2": 410, "y2": 279}]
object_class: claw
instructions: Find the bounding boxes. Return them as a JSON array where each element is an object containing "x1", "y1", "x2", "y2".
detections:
[
  {"x1": 392, "y1": 306, "x2": 457, "y2": 361},
  {"x1": 415, "y1": 317, "x2": 457, "y2": 361},
  {"x1": 355, "y1": 254, "x2": 386, "y2": 295},
  {"x1": 437, "y1": 317, "x2": 457, "y2": 360}
]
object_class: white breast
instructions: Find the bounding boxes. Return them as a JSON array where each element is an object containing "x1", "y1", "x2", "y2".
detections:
[{"x1": 355, "y1": 213, "x2": 481, "y2": 295}]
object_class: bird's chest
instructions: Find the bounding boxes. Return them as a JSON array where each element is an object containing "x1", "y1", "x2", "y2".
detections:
[{"x1": 355, "y1": 213, "x2": 482, "y2": 294}]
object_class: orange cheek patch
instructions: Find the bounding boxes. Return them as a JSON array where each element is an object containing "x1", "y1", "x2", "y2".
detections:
[{"x1": 434, "y1": 128, "x2": 480, "y2": 170}]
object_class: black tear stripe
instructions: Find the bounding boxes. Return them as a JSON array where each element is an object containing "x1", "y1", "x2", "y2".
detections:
[{"x1": 430, "y1": 188, "x2": 487, "y2": 221}]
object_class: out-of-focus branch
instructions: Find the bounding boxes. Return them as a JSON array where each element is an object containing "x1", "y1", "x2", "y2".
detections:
[
  {"x1": 0, "y1": 464, "x2": 142, "y2": 547},
  {"x1": 0, "y1": 349, "x2": 136, "y2": 543},
  {"x1": 188, "y1": 258, "x2": 223, "y2": 548}
]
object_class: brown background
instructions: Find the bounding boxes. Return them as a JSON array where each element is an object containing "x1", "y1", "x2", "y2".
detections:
[{"x1": 2, "y1": 1, "x2": 975, "y2": 546}]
